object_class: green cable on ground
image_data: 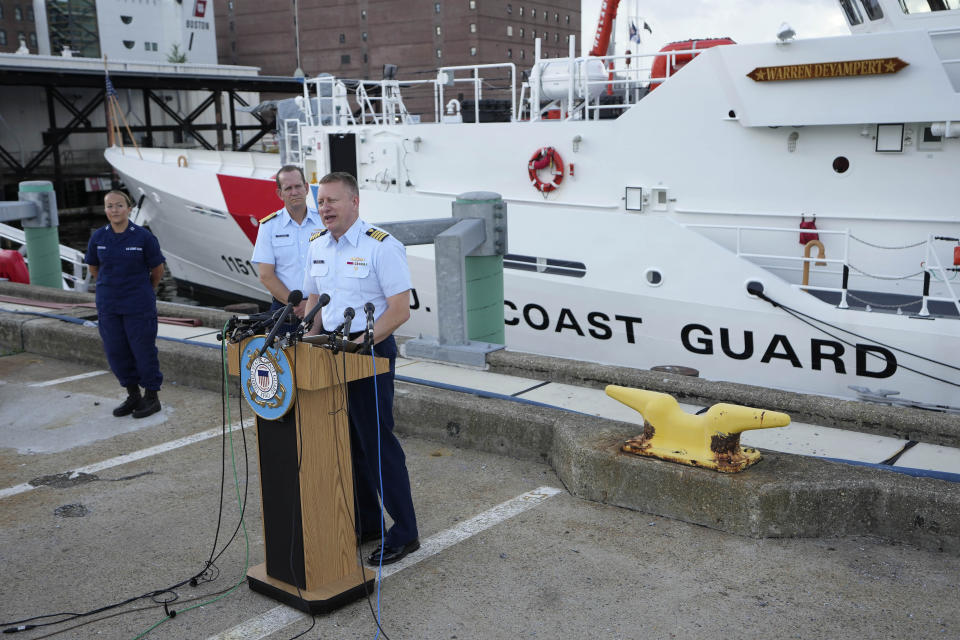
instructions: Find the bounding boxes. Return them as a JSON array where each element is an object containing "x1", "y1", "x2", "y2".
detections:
[{"x1": 131, "y1": 326, "x2": 250, "y2": 639}]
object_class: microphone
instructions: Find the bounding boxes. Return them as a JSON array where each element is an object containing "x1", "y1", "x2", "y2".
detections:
[
  {"x1": 299, "y1": 292, "x2": 331, "y2": 333},
  {"x1": 363, "y1": 302, "x2": 375, "y2": 345},
  {"x1": 332, "y1": 306, "x2": 355, "y2": 336},
  {"x1": 258, "y1": 290, "x2": 302, "y2": 357}
]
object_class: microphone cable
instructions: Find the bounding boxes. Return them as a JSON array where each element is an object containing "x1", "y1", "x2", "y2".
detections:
[
  {"x1": 324, "y1": 340, "x2": 393, "y2": 640},
  {"x1": 2, "y1": 322, "x2": 254, "y2": 637}
]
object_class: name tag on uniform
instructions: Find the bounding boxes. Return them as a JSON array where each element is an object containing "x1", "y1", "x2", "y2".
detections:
[
  {"x1": 125, "y1": 246, "x2": 143, "y2": 251},
  {"x1": 97, "y1": 245, "x2": 106, "y2": 250},
  {"x1": 276, "y1": 234, "x2": 290, "y2": 238},
  {"x1": 313, "y1": 259, "x2": 325, "y2": 264}
]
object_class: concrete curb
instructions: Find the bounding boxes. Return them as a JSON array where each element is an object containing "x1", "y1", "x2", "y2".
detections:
[
  {"x1": 2, "y1": 293, "x2": 958, "y2": 554},
  {"x1": 487, "y1": 351, "x2": 960, "y2": 448},
  {"x1": 396, "y1": 382, "x2": 960, "y2": 554}
]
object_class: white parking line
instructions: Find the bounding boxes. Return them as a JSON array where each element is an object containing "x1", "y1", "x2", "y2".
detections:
[
  {"x1": 27, "y1": 370, "x2": 109, "y2": 387},
  {"x1": 0, "y1": 420, "x2": 253, "y2": 501},
  {"x1": 207, "y1": 486, "x2": 563, "y2": 640}
]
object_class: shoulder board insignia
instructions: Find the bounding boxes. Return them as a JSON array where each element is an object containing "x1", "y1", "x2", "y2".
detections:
[
  {"x1": 259, "y1": 212, "x2": 278, "y2": 224},
  {"x1": 366, "y1": 228, "x2": 390, "y2": 242},
  {"x1": 310, "y1": 229, "x2": 329, "y2": 241}
]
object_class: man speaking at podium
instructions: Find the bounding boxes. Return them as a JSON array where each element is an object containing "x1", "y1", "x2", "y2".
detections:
[{"x1": 302, "y1": 171, "x2": 420, "y2": 566}]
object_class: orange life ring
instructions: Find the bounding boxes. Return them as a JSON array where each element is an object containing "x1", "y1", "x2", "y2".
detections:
[{"x1": 528, "y1": 147, "x2": 564, "y2": 193}]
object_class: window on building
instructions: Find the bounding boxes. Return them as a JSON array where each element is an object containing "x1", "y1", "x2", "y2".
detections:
[
  {"x1": 339, "y1": 33, "x2": 345, "y2": 43},
  {"x1": 530, "y1": 8, "x2": 535, "y2": 18},
  {"x1": 363, "y1": 53, "x2": 368, "y2": 62},
  {"x1": 519, "y1": 6, "x2": 523, "y2": 16},
  {"x1": 361, "y1": 9, "x2": 366, "y2": 19},
  {"x1": 520, "y1": 49, "x2": 525, "y2": 59},
  {"x1": 519, "y1": 27, "x2": 524, "y2": 38},
  {"x1": 144, "y1": 41, "x2": 150, "y2": 50},
  {"x1": 152, "y1": 42, "x2": 157, "y2": 51},
  {"x1": 507, "y1": 3, "x2": 512, "y2": 13},
  {"x1": 531, "y1": 30, "x2": 536, "y2": 39},
  {"x1": 469, "y1": 0, "x2": 476, "y2": 8},
  {"x1": 28, "y1": 31, "x2": 35, "y2": 47},
  {"x1": 27, "y1": 6, "x2": 34, "y2": 21},
  {"x1": 554, "y1": 12, "x2": 559, "y2": 22},
  {"x1": 543, "y1": 30, "x2": 548, "y2": 40},
  {"x1": 0, "y1": 31, "x2": 6, "y2": 47},
  {"x1": 0, "y1": 5, "x2": 4, "y2": 20},
  {"x1": 470, "y1": 46, "x2": 477, "y2": 56},
  {"x1": 435, "y1": 25, "x2": 442, "y2": 35},
  {"x1": 436, "y1": 48, "x2": 442, "y2": 58},
  {"x1": 507, "y1": 25, "x2": 512, "y2": 36},
  {"x1": 15, "y1": 5, "x2": 22, "y2": 20},
  {"x1": 565, "y1": 14, "x2": 570, "y2": 24},
  {"x1": 341, "y1": 54, "x2": 351, "y2": 64},
  {"x1": 554, "y1": 32, "x2": 559, "y2": 42},
  {"x1": 470, "y1": 23, "x2": 476, "y2": 33},
  {"x1": 435, "y1": 2, "x2": 441, "y2": 12},
  {"x1": 507, "y1": 47, "x2": 512, "y2": 58}
]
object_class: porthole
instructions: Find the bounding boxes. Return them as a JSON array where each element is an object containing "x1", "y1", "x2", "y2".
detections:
[
  {"x1": 644, "y1": 268, "x2": 663, "y2": 287},
  {"x1": 832, "y1": 156, "x2": 850, "y2": 173}
]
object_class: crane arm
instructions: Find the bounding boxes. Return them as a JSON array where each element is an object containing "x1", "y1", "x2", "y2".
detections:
[{"x1": 589, "y1": 0, "x2": 621, "y2": 57}]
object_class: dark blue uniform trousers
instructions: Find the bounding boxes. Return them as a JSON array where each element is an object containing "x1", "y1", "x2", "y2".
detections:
[
  {"x1": 348, "y1": 335, "x2": 418, "y2": 547},
  {"x1": 98, "y1": 310, "x2": 163, "y2": 390}
]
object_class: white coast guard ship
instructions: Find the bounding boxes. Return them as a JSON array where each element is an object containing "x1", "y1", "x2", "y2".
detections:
[{"x1": 106, "y1": 0, "x2": 960, "y2": 410}]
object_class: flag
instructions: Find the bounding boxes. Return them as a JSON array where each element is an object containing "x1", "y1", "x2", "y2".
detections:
[
  {"x1": 629, "y1": 21, "x2": 641, "y2": 43},
  {"x1": 644, "y1": 21, "x2": 653, "y2": 34},
  {"x1": 105, "y1": 69, "x2": 118, "y2": 99}
]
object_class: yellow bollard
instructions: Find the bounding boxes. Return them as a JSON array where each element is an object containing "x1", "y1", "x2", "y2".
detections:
[{"x1": 606, "y1": 385, "x2": 790, "y2": 473}]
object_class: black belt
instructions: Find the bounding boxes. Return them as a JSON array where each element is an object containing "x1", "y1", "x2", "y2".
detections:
[{"x1": 322, "y1": 329, "x2": 366, "y2": 341}]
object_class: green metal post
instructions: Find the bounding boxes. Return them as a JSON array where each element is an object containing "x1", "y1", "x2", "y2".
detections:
[
  {"x1": 465, "y1": 255, "x2": 505, "y2": 344},
  {"x1": 19, "y1": 181, "x2": 62, "y2": 289}
]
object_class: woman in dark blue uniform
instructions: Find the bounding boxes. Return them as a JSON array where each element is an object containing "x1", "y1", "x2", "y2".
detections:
[{"x1": 84, "y1": 190, "x2": 166, "y2": 418}]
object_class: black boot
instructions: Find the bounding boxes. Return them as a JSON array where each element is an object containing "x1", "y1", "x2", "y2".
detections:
[
  {"x1": 133, "y1": 389, "x2": 161, "y2": 419},
  {"x1": 113, "y1": 385, "x2": 142, "y2": 417}
]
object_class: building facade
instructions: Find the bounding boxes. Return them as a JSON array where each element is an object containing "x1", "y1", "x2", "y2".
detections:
[
  {"x1": 216, "y1": 0, "x2": 580, "y2": 79},
  {"x1": 0, "y1": 0, "x2": 217, "y2": 64}
]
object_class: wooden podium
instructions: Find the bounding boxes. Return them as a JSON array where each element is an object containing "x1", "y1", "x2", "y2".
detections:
[{"x1": 228, "y1": 339, "x2": 387, "y2": 613}]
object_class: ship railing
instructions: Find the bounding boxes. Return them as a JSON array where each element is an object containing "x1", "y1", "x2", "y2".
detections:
[
  {"x1": 352, "y1": 79, "x2": 434, "y2": 125},
  {"x1": 527, "y1": 36, "x2": 711, "y2": 122},
  {"x1": 281, "y1": 118, "x2": 302, "y2": 165},
  {"x1": 0, "y1": 222, "x2": 90, "y2": 292},
  {"x1": 684, "y1": 223, "x2": 960, "y2": 317},
  {"x1": 435, "y1": 63, "x2": 518, "y2": 124}
]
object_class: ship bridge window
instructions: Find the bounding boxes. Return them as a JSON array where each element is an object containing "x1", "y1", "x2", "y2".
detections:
[
  {"x1": 862, "y1": 0, "x2": 884, "y2": 19},
  {"x1": 839, "y1": 0, "x2": 863, "y2": 24},
  {"x1": 899, "y1": 0, "x2": 954, "y2": 13}
]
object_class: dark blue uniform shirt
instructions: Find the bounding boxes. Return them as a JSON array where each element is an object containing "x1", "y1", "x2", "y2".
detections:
[{"x1": 85, "y1": 223, "x2": 165, "y2": 314}]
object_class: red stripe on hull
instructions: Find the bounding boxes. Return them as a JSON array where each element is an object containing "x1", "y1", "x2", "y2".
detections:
[{"x1": 217, "y1": 174, "x2": 280, "y2": 245}]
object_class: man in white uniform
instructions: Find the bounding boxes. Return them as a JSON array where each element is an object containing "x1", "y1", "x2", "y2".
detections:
[
  {"x1": 252, "y1": 165, "x2": 321, "y2": 317},
  {"x1": 302, "y1": 172, "x2": 419, "y2": 565}
]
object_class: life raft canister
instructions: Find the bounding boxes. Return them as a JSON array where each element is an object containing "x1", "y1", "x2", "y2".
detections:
[
  {"x1": 528, "y1": 147, "x2": 564, "y2": 193},
  {"x1": 0, "y1": 249, "x2": 29, "y2": 284}
]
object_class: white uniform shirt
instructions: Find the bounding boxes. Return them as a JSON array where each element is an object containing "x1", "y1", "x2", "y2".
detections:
[
  {"x1": 302, "y1": 219, "x2": 412, "y2": 332},
  {"x1": 251, "y1": 205, "x2": 323, "y2": 294}
]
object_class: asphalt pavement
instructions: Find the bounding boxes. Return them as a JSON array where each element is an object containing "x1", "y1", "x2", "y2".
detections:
[{"x1": 1, "y1": 352, "x2": 958, "y2": 640}]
